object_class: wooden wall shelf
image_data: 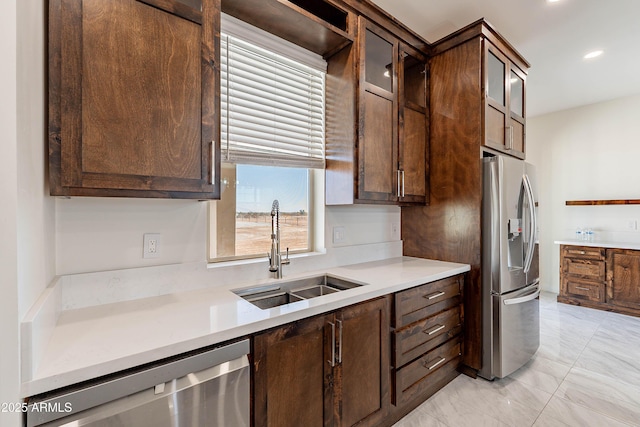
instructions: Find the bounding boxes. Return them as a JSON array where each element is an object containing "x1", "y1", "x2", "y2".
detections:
[{"x1": 566, "y1": 200, "x2": 640, "y2": 206}]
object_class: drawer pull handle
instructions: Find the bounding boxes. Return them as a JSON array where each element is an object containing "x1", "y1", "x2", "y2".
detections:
[
  {"x1": 425, "y1": 291, "x2": 445, "y2": 300},
  {"x1": 424, "y1": 357, "x2": 446, "y2": 370},
  {"x1": 575, "y1": 286, "x2": 591, "y2": 291},
  {"x1": 423, "y1": 324, "x2": 446, "y2": 336},
  {"x1": 336, "y1": 320, "x2": 343, "y2": 364},
  {"x1": 328, "y1": 322, "x2": 335, "y2": 368}
]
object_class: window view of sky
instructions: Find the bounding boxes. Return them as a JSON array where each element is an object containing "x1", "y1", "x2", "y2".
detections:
[{"x1": 236, "y1": 165, "x2": 308, "y2": 213}]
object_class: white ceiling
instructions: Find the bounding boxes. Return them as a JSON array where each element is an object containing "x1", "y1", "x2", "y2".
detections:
[{"x1": 370, "y1": 0, "x2": 640, "y2": 117}]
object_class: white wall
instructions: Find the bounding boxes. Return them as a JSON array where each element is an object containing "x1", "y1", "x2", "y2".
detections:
[
  {"x1": 56, "y1": 197, "x2": 401, "y2": 275},
  {"x1": 56, "y1": 198, "x2": 209, "y2": 274},
  {"x1": 0, "y1": 1, "x2": 20, "y2": 424},
  {"x1": 527, "y1": 93, "x2": 640, "y2": 293},
  {"x1": 17, "y1": 0, "x2": 55, "y2": 321},
  {"x1": 2, "y1": 0, "x2": 53, "y2": 424}
]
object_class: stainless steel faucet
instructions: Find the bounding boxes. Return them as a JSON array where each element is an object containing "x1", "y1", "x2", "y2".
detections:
[{"x1": 268, "y1": 199, "x2": 290, "y2": 278}]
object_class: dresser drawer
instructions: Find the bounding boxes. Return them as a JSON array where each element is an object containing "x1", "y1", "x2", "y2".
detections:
[
  {"x1": 564, "y1": 278, "x2": 604, "y2": 302},
  {"x1": 562, "y1": 245, "x2": 605, "y2": 260},
  {"x1": 393, "y1": 337, "x2": 461, "y2": 405},
  {"x1": 393, "y1": 275, "x2": 463, "y2": 328},
  {"x1": 563, "y1": 258, "x2": 605, "y2": 280},
  {"x1": 393, "y1": 306, "x2": 462, "y2": 368}
]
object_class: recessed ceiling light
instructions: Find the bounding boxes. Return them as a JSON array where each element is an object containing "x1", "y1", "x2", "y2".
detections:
[
  {"x1": 584, "y1": 50, "x2": 603, "y2": 60},
  {"x1": 547, "y1": 0, "x2": 561, "y2": 3}
]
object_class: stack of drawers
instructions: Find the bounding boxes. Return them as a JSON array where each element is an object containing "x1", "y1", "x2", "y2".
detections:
[
  {"x1": 560, "y1": 245, "x2": 606, "y2": 302},
  {"x1": 391, "y1": 274, "x2": 463, "y2": 406}
]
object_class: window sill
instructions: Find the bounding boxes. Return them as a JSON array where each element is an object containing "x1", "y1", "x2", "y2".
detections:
[{"x1": 207, "y1": 249, "x2": 327, "y2": 270}]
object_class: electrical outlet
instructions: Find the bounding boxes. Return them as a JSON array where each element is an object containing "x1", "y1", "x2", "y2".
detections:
[
  {"x1": 333, "y1": 226, "x2": 345, "y2": 244},
  {"x1": 143, "y1": 233, "x2": 161, "y2": 259},
  {"x1": 627, "y1": 220, "x2": 638, "y2": 231},
  {"x1": 391, "y1": 222, "x2": 400, "y2": 240}
]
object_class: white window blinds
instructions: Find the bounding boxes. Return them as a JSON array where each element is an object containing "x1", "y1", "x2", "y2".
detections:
[{"x1": 221, "y1": 31, "x2": 326, "y2": 169}]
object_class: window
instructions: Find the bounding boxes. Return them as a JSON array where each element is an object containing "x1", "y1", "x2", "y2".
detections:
[{"x1": 209, "y1": 15, "x2": 326, "y2": 262}]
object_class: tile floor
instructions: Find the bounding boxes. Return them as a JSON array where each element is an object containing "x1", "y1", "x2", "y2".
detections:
[{"x1": 393, "y1": 291, "x2": 640, "y2": 426}]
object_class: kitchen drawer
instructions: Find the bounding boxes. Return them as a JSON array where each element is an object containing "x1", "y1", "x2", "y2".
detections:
[
  {"x1": 563, "y1": 258, "x2": 605, "y2": 280},
  {"x1": 393, "y1": 275, "x2": 463, "y2": 328},
  {"x1": 393, "y1": 337, "x2": 461, "y2": 405},
  {"x1": 562, "y1": 245, "x2": 605, "y2": 261},
  {"x1": 563, "y1": 278, "x2": 604, "y2": 302},
  {"x1": 393, "y1": 306, "x2": 461, "y2": 368}
]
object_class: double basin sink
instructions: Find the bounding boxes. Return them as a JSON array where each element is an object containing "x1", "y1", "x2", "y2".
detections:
[{"x1": 233, "y1": 274, "x2": 363, "y2": 310}]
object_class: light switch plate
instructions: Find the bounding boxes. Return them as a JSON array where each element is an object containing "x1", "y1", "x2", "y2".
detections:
[{"x1": 333, "y1": 226, "x2": 345, "y2": 244}]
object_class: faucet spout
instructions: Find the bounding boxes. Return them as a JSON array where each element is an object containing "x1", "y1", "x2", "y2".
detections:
[{"x1": 268, "y1": 199, "x2": 289, "y2": 278}]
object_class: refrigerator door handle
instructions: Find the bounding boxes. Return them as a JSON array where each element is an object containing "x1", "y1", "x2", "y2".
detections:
[
  {"x1": 523, "y1": 174, "x2": 536, "y2": 273},
  {"x1": 503, "y1": 288, "x2": 540, "y2": 306}
]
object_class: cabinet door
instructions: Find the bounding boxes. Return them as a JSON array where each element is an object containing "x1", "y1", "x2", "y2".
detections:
[
  {"x1": 49, "y1": 0, "x2": 220, "y2": 199},
  {"x1": 334, "y1": 297, "x2": 390, "y2": 427},
  {"x1": 398, "y1": 44, "x2": 428, "y2": 205},
  {"x1": 253, "y1": 314, "x2": 332, "y2": 427},
  {"x1": 357, "y1": 17, "x2": 398, "y2": 203},
  {"x1": 509, "y1": 65, "x2": 526, "y2": 154},
  {"x1": 607, "y1": 249, "x2": 640, "y2": 310},
  {"x1": 485, "y1": 43, "x2": 508, "y2": 152},
  {"x1": 484, "y1": 41, "x2": 525, "y2": 159}
]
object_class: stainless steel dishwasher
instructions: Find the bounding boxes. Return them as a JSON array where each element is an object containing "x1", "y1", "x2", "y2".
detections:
[{"x1": 26, "y1": 339, "x2": 250, "y2": 427}]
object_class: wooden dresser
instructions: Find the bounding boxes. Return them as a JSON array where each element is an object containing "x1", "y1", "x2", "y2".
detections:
[{"x1": 558, "y1": 244, "x2": 640, "y2": 316}]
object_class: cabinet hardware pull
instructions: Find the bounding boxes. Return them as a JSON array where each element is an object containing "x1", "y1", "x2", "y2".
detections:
[
  {"x1": 424, "y1": 356, "x2": 446, "y2": 370},
  {"x1": 397, "y1": 170, "x2": 401, "y2": 198},
  {"x1": 210, "y1": 140, "x2": 215, "y2": 185},
  {"x1": 575, "y1": 286, "x2": 591, "y2": 291},
  {"x1": 336, "y1": 320, "x2": 343, "y2": 364},
  {"x1": 425, "y1": 291, "x2": 445, "y2": 300},
  {"x1": 328, "y1": 322, "x2": 336, "y2": 368},
  {"x1": 423, "y1": 324, "x2": 445, "y2": 335}
]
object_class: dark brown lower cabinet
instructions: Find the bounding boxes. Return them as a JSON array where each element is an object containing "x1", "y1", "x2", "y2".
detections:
[
  {"x1": 607, "y1": 249, "x2": 640, "y2": 312},
  {"x1": 252, "y1": 296, "x2": 390, "y2": 427},
  {"x1": 382, "y1": 274, "x2": 463, "y2": 425},
  {"x1": 558, "y1": 245, "x2": 640, "y2": 317}
]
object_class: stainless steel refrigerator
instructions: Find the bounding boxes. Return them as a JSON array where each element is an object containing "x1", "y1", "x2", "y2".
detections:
[{"x1": 479, "y1": 154, "x2": 540, "y2": 380}]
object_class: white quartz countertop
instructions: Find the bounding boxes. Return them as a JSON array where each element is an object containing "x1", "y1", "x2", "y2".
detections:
[
  {"x1": 555, "y1": 239, "x2": 640, "y2": 251},
  {"x1": 23, "y1": 256, "x2": 469, "y2": 397}
]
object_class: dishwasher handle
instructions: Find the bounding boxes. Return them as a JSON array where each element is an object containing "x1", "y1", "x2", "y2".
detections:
[{"x1": 26, "y1": 339, "x2": 250, "y2": 427}]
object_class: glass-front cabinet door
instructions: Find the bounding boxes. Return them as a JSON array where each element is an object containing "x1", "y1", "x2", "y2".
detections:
[
  {"x1": 487, "y1": 50, "x2": 506, "y2": 108},
  {"x1": 485, "y1": 41, "x2": 526, "y2": 159},
  {"x1": 357, "y1": 16, "x2": 399, "y2": 203},
  {"x1": 509, "y1": 66, "x2": 526, "y2": 154},
  {"x1": 364, "y1": 27, "x2": 394, "y2": 93},
  {"x1": 510, "y1": 70, "x2": 524, "y2": 117}
]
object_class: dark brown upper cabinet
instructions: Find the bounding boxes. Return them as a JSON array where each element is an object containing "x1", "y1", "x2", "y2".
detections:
[
  {"x1": 325, "y1": 17, "x2": 428, "y2": 206},
  {"x1": 49, "y1": 0, "x2": 220, "y2": 199},
  {"x1": 485, "y1": 41, "x2": 527, "y2": 158},
  {"x1": 357, "y1": 17, "x2": 399, "y2": 204},
  {"x1": 402, "y1": 19, "x2": 530, "y2": 373},
  {"x1": 398, "y1": 43, "x2": 428, "y2": 205},
  {"x1": 221, "y1": 0, "x2": 354, "y2": 58}
]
